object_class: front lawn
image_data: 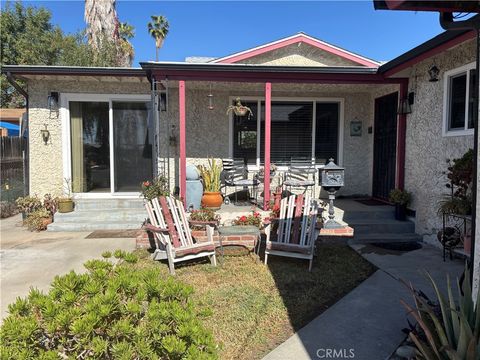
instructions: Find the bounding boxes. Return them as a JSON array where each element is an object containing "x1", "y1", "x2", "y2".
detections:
[{"x1": 136, "y1": 244, "x2": 375, "y2": 359}]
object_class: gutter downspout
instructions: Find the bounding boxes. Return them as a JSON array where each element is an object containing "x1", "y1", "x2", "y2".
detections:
[
  {"x1": 5, "y1": 72, "x2": 29, "y2": 196},
  {"x1": 440, "y1": 13, "x2": 480, "y2": 296}
]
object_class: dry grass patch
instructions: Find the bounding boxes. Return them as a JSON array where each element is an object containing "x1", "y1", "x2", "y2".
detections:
[{"x1": 136, "y1": 244, "x2": 375, "y2": 359}]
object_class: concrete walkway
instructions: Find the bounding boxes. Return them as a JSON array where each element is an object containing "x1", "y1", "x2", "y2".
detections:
[
  {"x1": 263, "y1": 243, "x2": 464, "y2": 360},
  {"x1": 1, "y1": 215, "x2": 135, "y2": 320}
]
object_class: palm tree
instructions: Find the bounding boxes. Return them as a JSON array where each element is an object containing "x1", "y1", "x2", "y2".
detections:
[
  {"x1": 118, "y1": 22, "x2": 135, "y2": 66},
  {"x1": 84, "y1": 0, "x2": 119, "y2": 49},
  {"x1": 147, "y1": 15, "x2": 169, "y2": 61},
  {"x1": 119, "y1": 22, "x2": 134, "y2": 40}
]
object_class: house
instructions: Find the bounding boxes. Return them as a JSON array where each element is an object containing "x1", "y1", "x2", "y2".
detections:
[
  {"x1": 0, "y1": 108, "x2": 25, "y2": 136},
  {"x1": 1, "y1": 27, "x2": 476, "y2": 242}
]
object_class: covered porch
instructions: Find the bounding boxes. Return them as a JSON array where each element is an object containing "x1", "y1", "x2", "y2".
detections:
[{"x1": 142, "y1": 62, "x2": 409, "y2": 209}]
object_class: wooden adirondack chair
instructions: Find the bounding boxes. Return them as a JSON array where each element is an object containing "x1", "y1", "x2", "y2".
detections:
[
  {"x1": 264, "y1": 194, "x2": 320, "y2": 271},
  {"x1": 144, "y1": 196, "x2": 217, "y2": 275}
]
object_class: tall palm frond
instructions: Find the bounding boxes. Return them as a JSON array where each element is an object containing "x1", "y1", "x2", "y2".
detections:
[
  {"x1": 119, "y1": 22, "x2": 134, "y2": 41},
  {"x1": 147, "y1": 15, "x2": 169, "y2": 61}
]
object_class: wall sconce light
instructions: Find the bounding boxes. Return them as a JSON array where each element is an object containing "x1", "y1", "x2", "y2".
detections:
[
  {"x1": 408, "y1": 91, "x2": 415, "y2": 105},
  {"x1": 41, "y1": 124, "x2": 50, "y2": 145},
  {"x1": 428, "y1": 64, "x2": 440, "y2": 82},
  {"x1": 207, "y1": 84, "x2": 214, "y2": 110},
  {"x1": 48, "y1": 91, "x2": 59, "y2": 111},
  {"x1": 397, "y1": 98, "x2": 412, "y2": 115}
]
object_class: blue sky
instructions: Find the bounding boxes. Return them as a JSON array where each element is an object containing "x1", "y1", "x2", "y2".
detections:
[{"x1": 18, "y1": 1, "x2": 444, "y2": 66}]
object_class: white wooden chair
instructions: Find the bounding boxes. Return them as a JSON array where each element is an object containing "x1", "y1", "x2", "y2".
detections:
[
  {"x1": 264, "y1": 194, "x2": 320, "y2": 271},
  {"x1": 144, "y1": 196, "x2": 217, "y2": 275}
]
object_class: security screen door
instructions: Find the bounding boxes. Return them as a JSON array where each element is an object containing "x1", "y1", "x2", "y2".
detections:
[{"x1": 70, "y1": 100, "x2": 152, "y2": 194}]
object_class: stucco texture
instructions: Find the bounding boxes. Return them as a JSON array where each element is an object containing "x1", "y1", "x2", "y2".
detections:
[
  {"x1": 403, "y1": 39, "x2": 476, "y2": 243},
  {"x1": 239, "y1": 42, "x2": 362, "y2": 67},
  {"x1": 27, "y1": 78, "x2": 150, "y2": 196}
]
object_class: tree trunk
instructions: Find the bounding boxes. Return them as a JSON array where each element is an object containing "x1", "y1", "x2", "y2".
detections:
[{"x1": 155, "y1": 46, "x2": 159, "y2": 62}]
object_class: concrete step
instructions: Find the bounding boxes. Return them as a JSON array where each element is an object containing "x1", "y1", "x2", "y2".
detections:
[
  {"x1": 342, "y1": 210, "x2": 396, "y2": 221},
  {"x1": 48, "y1": 221, "x2": 142, "y2": 232},
  {"x1": 348, "y1": 219, "x2": 415, "y2": 235},
  {"x1": 54, "y1": 209, "x2": 147, "y2": 222},
  {"x1": 73, "y1": 199, "x2": 145, "y2": 211},
  {"x1": 350, "y1": 233, "x2": 423, "y2": 245}
]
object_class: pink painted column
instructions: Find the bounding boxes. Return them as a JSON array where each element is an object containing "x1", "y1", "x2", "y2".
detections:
[
  {"x1": 263, "y1": 82, "x2": 272, "y2": 210},
  {"x1": 179, "y1": 80, "x2": 186, "y2": 205}
]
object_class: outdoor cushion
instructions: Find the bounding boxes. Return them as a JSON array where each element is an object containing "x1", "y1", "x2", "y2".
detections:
[
  {"x1": 174, "y1": 242, "x2": 216, "y2": 257},
  {"x1": 284, "y1": 180, "x2": 315, "y2": 187},
  {"x1": 266, "y1": 241, "x2": 312, "y2": 255}
]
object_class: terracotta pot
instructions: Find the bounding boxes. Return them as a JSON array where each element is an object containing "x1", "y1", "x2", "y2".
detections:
[
  {"x1": 234, "y1": 107, "x2": 249, "y2": 116},
  {"x1": 201, "y1": 192, "x2": 222, "y2": 209},
  {"x1": 42, "y1": 217, "x2": 53, "y2": 229},
  {"x1": 58, "y1": 199, "x2": 74, "y2": 213},
  {"x1": 463, "y1": 234, "x2": 472, "y2": 255}
]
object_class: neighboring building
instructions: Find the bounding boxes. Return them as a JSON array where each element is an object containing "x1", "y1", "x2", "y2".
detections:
[
  {"x1": 1, "y1": 28, "x2": 476, "y2": 242},
  {"x1": 0, "y1": 108, "x2": 25, "y2": 136}
]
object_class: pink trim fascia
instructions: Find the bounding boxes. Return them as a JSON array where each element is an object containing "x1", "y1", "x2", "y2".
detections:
[
  {"x1": 179, "y1": 80, "x2": 186, "y2": 207},
  {"x1": 384, "y1": 0, "x2": 479, "y2": 12},
  {"x1": 214, "y1": 34, "x2": 379, "y2": 68},
  {"x1": 384, "y1": 30, "x2": 475, "y2": 77}
]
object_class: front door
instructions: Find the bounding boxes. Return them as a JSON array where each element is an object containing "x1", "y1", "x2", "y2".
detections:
[{"x1": 372, "y1": 92, "x2": 398, "y2": 200}]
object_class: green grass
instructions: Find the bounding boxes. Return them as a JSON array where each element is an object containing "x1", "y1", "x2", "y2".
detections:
[{"x1": 136, "y1": 244, "x2": 375, "y2": 360}]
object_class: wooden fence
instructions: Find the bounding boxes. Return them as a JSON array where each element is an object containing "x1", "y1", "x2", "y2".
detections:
[{"x1": 1, "y1": 137, "x2": 26, "y2": 201}]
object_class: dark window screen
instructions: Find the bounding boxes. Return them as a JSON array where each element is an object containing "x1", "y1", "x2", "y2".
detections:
[
  {"x1": 449, "y1": 73, "x2": 467, "y2": 130},
  {"x1": 260, "y1": 102, "x2": 313, "y2": 166},
  {"x1": 315, "y1": 103, "x2": 339, "y2": 164}
]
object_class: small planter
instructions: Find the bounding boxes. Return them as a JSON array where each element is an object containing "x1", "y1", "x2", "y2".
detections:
[
  {"x1": 394, "y1": 204, "x2": 406, "y2": 221},
  {"x1": 58, "y1": 198, "x2": 74, "y2": 213},
  {"x1": 201, "y1": 192, "x2": 222, "y2": 209},
  {"x1": 42, "y1": 217, "x2": 53, "y2": 229}
]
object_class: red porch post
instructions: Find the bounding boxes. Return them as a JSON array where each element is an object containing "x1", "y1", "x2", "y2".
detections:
[
  {"x1": 396, "y1": 79, "x2": 408, "y2": 190},
  {"x1": 179, "y1": 80, "x2": 186, "y2": 205},
  {"x1": 263, "y1": 82, "x2": 272, "y2": 210}
]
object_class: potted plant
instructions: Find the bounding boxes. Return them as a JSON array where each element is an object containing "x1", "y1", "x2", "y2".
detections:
[
  {"x1": 232, "y1": 211, "x2": 263, "y2": 229},
  {"x1": 226, "y1": 98, "x2": 253, "y2": 118},
  {"x1": 389, "y1": 188, "x2": 411, "y2": 221},
  {"x1": 24, "y1": 208, "x2": 52, "y2": 231},
  {"x1": 198, "y1": 158, "x2": 222, "y2": 209},
  {"x1": 141, "y1": 176, "x2": 169, "y2": 201},
  {"x1": 58, "y1": 178, "x2": 74, "y2": 213},
  {"x1": 15, "y1": 195, "x2": 42, "y2": 220},
  {"x1": 189, "y1": 208, "x2": 220, "y2": 229}
]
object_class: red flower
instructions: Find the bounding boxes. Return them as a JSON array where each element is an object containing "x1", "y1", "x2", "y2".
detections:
[
  {"x1": 143, "y1": 181, "x2": 151, "y2": 187},
  {"x1": 239, "y1": 216, "x2": 247, "y2": 221}
]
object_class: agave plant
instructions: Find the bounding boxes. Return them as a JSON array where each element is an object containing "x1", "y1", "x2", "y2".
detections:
[
  {"x1": 402, "y1": 265, "x2": 480, "y2": 360},
  {"x1": 198, "y1": 158, "x2": 221, "y2": 193}
]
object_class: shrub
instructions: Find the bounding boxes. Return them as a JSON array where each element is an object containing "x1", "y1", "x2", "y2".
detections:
[
  {"x1": 141, "y1": 176, "x2": 169, "y2": 201},
  {"x1": 402, "y1": 264, "x2": 480, "y2": 359},
  {"x1": 43, "y1": 193, "x2": 59, "y2": 216},
  {"x1": 15, "y1": 195, "x2": 42, "y2": 214},
  {"x1": 389, "y1": 189, "x2": 411, "y2": 206},
  {"x1": 232, "y1": 211, "x2": 263, "y2": 228},
  {"x1": 24, "y1": 208, "x2": 51, "y2": 231},
  {"x1": 0, "y1": 253, "x2": 219, "y2": 359},
  {"x1": 0, "y1": 201, "x2": 19, "y2": 218}
]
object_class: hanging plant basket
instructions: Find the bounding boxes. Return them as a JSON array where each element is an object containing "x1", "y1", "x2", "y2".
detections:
[{"x1": 227, "y1": 98, "x2": 253, "y2": 119}]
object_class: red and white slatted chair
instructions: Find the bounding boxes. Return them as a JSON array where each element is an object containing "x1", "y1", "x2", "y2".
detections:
[
  {"x1": 144, "y1": 196, "x2": 217, "y2": 275},
  {"x1": 264, "y1": 194, "x2": 320, "y2": 271}
]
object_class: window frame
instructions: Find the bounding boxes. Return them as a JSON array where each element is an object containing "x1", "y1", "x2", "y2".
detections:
[
  {"x1": 443, "y1": 61, "x2": 476, "y2": 137},
  {"x1": 228, "y1": 96, "x2": 344, "y2": 171}
]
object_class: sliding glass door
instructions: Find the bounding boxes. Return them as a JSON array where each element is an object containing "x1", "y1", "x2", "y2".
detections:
[
  {"x1": 113, "y1": 101, "x2": 152, "y2": 192},
  {"x1": 69, "y1": 99, "x2": 152, "y2": 194}
]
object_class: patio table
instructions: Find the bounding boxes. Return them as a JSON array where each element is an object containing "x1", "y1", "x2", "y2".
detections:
[{"x1": 217, "y1": 225, "x2": 261, "y2": 261}]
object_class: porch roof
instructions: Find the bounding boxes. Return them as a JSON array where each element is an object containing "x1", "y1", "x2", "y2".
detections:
[{"x1": 140, "y1": 61, "x2": 400, "y2": 84}]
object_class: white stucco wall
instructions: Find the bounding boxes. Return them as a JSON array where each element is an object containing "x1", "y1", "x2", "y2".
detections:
[
  {"x1": 27, "y1": 78, "x2": 150, "y2": 196},
  {"x1": 403, "y1": 39, "x2": 476, "y2": 244}
]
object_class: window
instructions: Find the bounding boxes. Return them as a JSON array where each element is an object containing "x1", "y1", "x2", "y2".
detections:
[
  {"x1": 230, "y1": 98, "x2": 341, "y2": 167},
  {"x1": 444, "y1": 62, "x2": 476, "y2": 135}
]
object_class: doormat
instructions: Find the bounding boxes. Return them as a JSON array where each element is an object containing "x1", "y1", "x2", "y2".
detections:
[
  {"x1": 355, "y1": 198, "x2": 388, "y2": 206},
  {"x1": 85, "y1": 230, "x2": 140, "y2": 239}
]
